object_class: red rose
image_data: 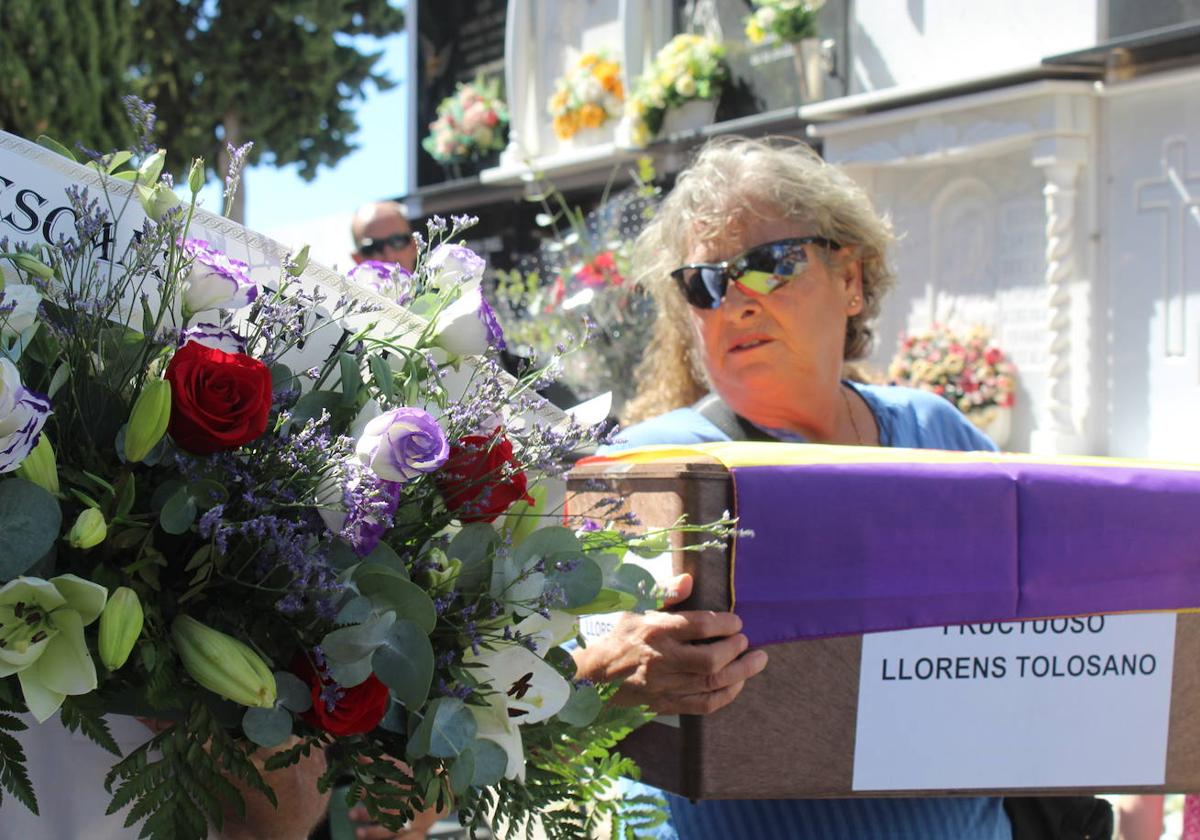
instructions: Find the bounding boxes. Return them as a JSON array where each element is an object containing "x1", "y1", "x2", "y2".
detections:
[
  {"x1": 436, "y1": 432, "x2": 535, "y2": 523},
  {"x1": 165, "y1": 341, "x2": 272, "y2": 455},
  {"x1": 293, "y1": 655, "x2": 389, "y2": 737}
]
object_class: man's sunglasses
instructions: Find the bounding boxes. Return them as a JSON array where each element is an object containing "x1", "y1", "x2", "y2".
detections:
[
  {"x1": 358, "y1": 232, "x2": 415, "y2": 257},
  {"x1": 670, "y1": 236, "x2": 841, "y2": 310}
]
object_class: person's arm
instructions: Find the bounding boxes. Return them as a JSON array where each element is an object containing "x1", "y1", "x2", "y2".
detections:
[
  {"x1": 1116, "y1": 795, "x2": 1164, "y2": 840},
  {"x1": 571, "y1": 574, "x2": 769, "y2": 715},
  {"x1": 218, "y1": 736, "x2": 330, "y2": 840}
]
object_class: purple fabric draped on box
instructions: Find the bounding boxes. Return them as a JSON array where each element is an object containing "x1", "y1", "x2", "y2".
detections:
[{"x1": 730, "y1": 460, "x2": 1200, "y2": 647}]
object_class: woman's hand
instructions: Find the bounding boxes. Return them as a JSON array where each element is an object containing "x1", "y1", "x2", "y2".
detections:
[{"x1": 572, "y1": 574, "x2": 769, "y2": 715}]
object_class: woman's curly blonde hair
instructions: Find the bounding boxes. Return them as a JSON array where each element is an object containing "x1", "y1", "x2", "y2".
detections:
[{"x1": 621, "y1": 136, "x2": 897, "y2": 425}]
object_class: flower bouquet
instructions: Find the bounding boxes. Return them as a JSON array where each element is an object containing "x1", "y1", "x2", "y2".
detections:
[
  {"x1": 547, "y1": 52, "x2": 625, "y2": 142},
  {"x1": 422, "y1": 76, "x2": 509, "y2": 170},
  {"x1": 621, "y1": 35, "x2": 727, "y2": 148},
  {"x1": 491, "y1": 161, "x2": 661, "y2": 415},
  {"x1": 744, "y1": 0, "x2": 825, "y2": 44},
  {"x1": 888, "y1": 323, "x2": 1017, "y2": 443},
  {"x1": 0, "y1": 110, "x2": 725, "y2": 839}
]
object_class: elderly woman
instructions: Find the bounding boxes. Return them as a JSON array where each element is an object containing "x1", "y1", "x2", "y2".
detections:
[{"x1": 570, "y1": 137, "x2": 1010, "y2": 839}]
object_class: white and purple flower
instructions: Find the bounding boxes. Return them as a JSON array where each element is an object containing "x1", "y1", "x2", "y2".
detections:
[
  {"x1": 348, "y1": 260, "x2": 415, "y2": 306},
  {"x1": 355, "y1": 407, "x2": 449, "y2": 483},
  {"x1": 425, "y1": 243, "x2": 486, "y2": 287},
  {"x1": 0, "y1": 358, "x2": 52, "y2": 474},
  {"x1": 317, "y1": 471, "x2": 403, "y2": 557},
  {"x1": 179, "y1": 238, "x2": 258, "y2": 314},
  {"x1": 433, "y1": 280, "x2": 507, "y2": 357},
  {"x1": 180, "y1": 323, "x2": 247, "y2": 355}
]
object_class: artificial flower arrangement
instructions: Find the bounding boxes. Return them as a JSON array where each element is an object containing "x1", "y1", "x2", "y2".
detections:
[
  {"x1": 623, "y1": 34, "x2": 727, "y2": 148},
  {"x1": 491, "y1": 159, "x2": 661, "y2": 414},
  {"x1": 547, "y1": 51, "x2": 625, "y2": 141},
  {"x1": 744, "y1": 0, "x2": 825, "y2": 44},
  {"x1": 888, "y1": 323, "x2": 1017, "y2": 432},
  {"x1": 0, "y1": 106, "x2": 733, "y2": 839},
  {"x1": 422, "y1": 75, "x2": 509, "y2": 167}
]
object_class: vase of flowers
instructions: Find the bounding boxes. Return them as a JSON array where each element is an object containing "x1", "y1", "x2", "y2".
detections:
[
  {"x1": 888, "y1": 324, "x2": 1018, "y2": 448},
  {"x1": 547, "y1": 51, "x2": 624, "y2": 148},
  {"x1": 422, "y1": 75, "x2": 509, "y2": 172},
  {"x1": 744, "y1": 0, "x2": 827, "y2": 102},
  {"x1": 619, "y1": 34, "x2": 727, "y2": 148}
]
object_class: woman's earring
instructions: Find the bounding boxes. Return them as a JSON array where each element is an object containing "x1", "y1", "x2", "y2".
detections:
[{"x1": 850, "y1": 295, "x2": 861, "y2": 309}]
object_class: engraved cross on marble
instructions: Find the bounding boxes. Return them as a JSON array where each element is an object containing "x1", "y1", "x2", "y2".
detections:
[{"x1": 1136, "y1": 137, "x2": 1200, "y2": 358}]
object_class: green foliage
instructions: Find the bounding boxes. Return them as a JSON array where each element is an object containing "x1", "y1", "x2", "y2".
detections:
[
  {"x1": 0, "y1": 681, "x2": 36, "y2": 816},
  {"x1": 60, "y1": 696, "x2": 123, "y2": 757},
  {"x1": 130, "y1": 0, "x2": 407, "y2": 215},
  {"x1": 105, "y1": 700, "x2": 275, "y2": 840},
  {"x1": 0, "y1": 478, "x2": 63, "y2": 578},
  {"x1": 0, "y1": 0, "x2": 135, "y2": 152}
]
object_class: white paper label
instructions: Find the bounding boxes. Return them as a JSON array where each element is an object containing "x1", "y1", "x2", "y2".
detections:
[{"x1": 852, "y1": 613, "x2": 1177, "y2": 790}]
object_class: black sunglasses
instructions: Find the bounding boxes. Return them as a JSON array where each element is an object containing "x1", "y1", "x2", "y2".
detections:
[
  {"x1": 670, "y1": 236, "x2": 841, "y2": 310},
  {"x1": 358, "y1": 232, "x2": 415, "y2": 257}
]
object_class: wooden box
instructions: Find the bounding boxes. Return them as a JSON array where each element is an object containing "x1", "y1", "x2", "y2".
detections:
[{"x1": 566, "y1": 454, "x2": 1200, "y2": 799}]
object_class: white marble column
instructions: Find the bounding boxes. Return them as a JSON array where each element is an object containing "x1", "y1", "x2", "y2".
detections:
[{"x1": 1030, "y1": 136, "x2": 1089, "y2": 455}]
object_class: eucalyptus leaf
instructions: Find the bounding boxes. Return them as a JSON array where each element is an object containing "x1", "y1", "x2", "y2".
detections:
[
  {"x1": 328, "y1": 655, "x2": 374, "y2": 688},
  {"x1": 469, "y1": 739, "x2": 509, "y2": 787},
  {"x1": 565, "y1": 587, "x2": 637, "y2": 616},
  {"x1": 406, "y1": 697, "x2": 476, "y2": 760},
  {"x1": 158, "y1": 487, "x2": 197, "y2": 535},
  {"x1": 274, "y1": 672, "x2": 312, "y2": 713},
  {"x1": 47, "y1": 363, "x2": 70, "y2": 398},
  {"x1": 446, "y1": 523, "x2": 498, "y2": 593},
  {"x1": 0, "y1": 479, "x2": 62, "y2": 578},
  {"x1": 186, "y1": 479, "x2": 229, "y2": 510},
  {"x1": 362, "y1": 542, "x2": 408, "y2": 578},
  {"x1": 327, "y1": 539, "x2": 359, "y2": 571},
  {"x1": 547, "y1": 555, "x2": 603, "y2": 609},
  {"x1": 321, "y1": 611, "x2": 396, "y2": 664},
  {"x1": 377, "y1": 699, "x2": 407, "y2": 733},
  {"x1": 242, "y1": 705, "x2": 293, "y2": 748},
  {"x1": 614, "y1": 563, "x2": 659, "y2": 612},
  {"x1": 372, "y1": 619, "x2": 434, "y2": 710},
  {"x1": 335, "y1": 595, "x2": 374, "y2": 626},
  {"x1": 513, "y1": 526, "x2": 581, "y2": 568},
  {"x1": 556, "y1": 685, "x2": 603, "y2": 727},
  {"x1": 355, "y1": 569, "x2": 436, "y2": 632},
  {"x1": 448, "y1": 749, "x2": 476, "y2": 795}
]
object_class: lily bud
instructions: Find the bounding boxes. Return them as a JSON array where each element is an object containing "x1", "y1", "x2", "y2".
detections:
[
  {"x1": 124, "y1": 379, "x2": 172, "y2": 463},
  {"x1": 187, "y1": 158, "x2": 205, "y2": 195},
  {"x1": 16, "y1": 434, "x2": 59, "y2": 495},
  {"x1": 427, "y1": 555, "x2": 462, "y2": 591},
  {"x1": 98, "y1": 587, "x2": 143, "y2": 670},
  {"x1": 138, "y1": 148, "x2": 166, "y2": 185},
  {"x1": 171, "y1": 616, "x2": 277, "y2": 708},
  {"x1": 66, "y1": 509, "x2": 107, "y2": 550},
  {"x1": 10, "y1": 252, "x2": 55, "y2": 280}
]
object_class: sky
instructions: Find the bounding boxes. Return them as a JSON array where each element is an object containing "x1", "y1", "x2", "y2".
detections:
[{"x1": 201, "y1": 26, "x2": 410, "y2": 258}]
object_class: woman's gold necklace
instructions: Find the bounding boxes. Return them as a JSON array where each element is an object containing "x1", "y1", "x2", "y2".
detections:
[{"x1": 841, "y1": 384, "x2": 865, "y2": 445}]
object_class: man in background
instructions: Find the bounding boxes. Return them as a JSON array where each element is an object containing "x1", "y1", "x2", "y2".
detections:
[{"x1": 351, "y1": 200, "x2": 419, "y2": 272}]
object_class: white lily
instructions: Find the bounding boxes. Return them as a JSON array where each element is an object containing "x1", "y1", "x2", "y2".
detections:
[{"x1": 0, "y1": 574, "x2": 108, "y2": 722}]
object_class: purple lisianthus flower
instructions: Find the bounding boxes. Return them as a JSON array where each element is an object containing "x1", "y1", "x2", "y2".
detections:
[
  {"x1": 178, "y1": 238, "x2": 258, "y2": 313},
  {"x1": 355, "y1": 407, "x2": 449, "y2": 483},
  {"x1": 425, "y1": 243, "x2": 486, "y2": 287},
  {"x1": 0, "y1": 358, "x2": 51, "y2": 473},
  {"x1": 434, "y1": 280, "x2": 506, "y2": 356},
  {"x1": 180, "y1": 322, "x2": 247, "y2": 354},
  {"x1": 347, "y1": 260, "x2": 414, "y2": 305}
]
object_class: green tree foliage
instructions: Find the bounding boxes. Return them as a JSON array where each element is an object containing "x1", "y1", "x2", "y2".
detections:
[
  {"x1": 0, "y1": 0, "x2": 135, "y2": 153},
  {"x1": 131, "y1": 0, "x2": 407, "y2": 221}
]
